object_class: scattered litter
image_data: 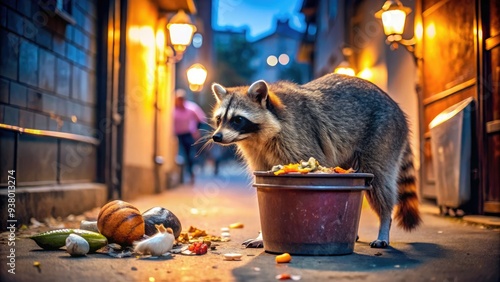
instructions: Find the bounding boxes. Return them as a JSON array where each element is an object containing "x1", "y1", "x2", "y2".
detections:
[
  {"x1": 177, "y1": 226, "x2": 229, "y2": 244},
  {"x1": 33, "y1": 261, "x2": 41, "y2": 273},
  {"x1": 30, "y1": 218, "x2": 44, "y2": 228},
  {"x1": 133, "y1": 225, "x2": 175, "y2": 256},
  {"x1": 100, "y1": 245, "x2": 134, "y2": 258},
  {"x1": 374, "y1": 252, "x2": 382, "y2": 256},
  {"x1": 80, "y1": 220, "x2": 99, "y2": 233},
  {"x1": 131, "y1": 266, "x2": 138, "y2": 271},
  {"x1": 275, "y1": 253, "x2": 292, "y2": 263},
  {"x1": 149, "y1": 277, "x2": 155, "y2": 282},
  {"x1": 220, "y1": 227, "x2": 230, "y2": 232},
  {"x1": 221, "y1": 232, "x2": 231, "y2": 238},
  {"x1": 254, "y1": 267, "x2": 261, "y2": 272},
  {"x1": 438, "y1": 231, "x2": 443, "y2": 234},
  {"x1": 275, "y1": 273, "x2": 301, "y2": 280},
  {"x1": 229, "y1": 222, "x2": 244, "y2": 229},
  {"x1": 190, "y1": 208, "x2": 200, "y2": 215},
  {"x1": 223, "y1": 253, "x2": 242, "y2": 261}
]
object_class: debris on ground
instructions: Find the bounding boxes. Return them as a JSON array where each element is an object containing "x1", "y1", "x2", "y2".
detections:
[
  {"x1": 223, "y1": 253, "x2": 242, "y2": 261},
  {"x1": 229, "y1": 222, "x2": 244, "y2": 229},
  {"x1": 275, "y1": 273, "x2": 301, "y2": 280}
]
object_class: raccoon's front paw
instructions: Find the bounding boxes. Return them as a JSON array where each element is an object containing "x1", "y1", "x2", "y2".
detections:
[
  {"x1": 369, "y1": 239, "x2": 389, "y2": 248},
  {"x1": 242, "y1": 232, "x2": 264, "y2": 248}
]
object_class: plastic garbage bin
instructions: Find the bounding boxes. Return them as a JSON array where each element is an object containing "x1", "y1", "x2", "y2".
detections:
[{"x1": 429, "y1": 97, "x2": 474, "y2": 209}]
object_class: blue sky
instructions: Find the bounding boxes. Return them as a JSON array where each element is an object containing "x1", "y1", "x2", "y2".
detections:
[{"x1": 213, "y1": 0, "x2": 306, "y2": 40}]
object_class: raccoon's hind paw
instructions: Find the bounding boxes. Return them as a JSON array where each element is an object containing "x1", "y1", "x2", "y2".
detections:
[
  {"x1": 369, "y1": 240, "x2": 389, "y2": 248},
  {"x1": 242, "y1": 232, "x2": 264, "y2": 248}
]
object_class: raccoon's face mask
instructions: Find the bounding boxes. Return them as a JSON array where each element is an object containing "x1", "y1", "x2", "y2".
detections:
[{"x1": 210, "y1": 80, "x2": 278, "y2": 144}]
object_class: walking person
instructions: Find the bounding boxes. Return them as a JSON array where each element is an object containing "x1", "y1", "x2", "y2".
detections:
[{"x1": 173, "y1": 89, "x2": 206, "y2": 184}]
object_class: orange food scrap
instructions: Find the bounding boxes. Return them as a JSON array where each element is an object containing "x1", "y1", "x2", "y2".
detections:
[
  {"x1": 229, "y1": 222, "x2": 244, "y2": 229},
  {"x1": 333, "y1": 166, "x2": 351, "y2": 173},
  {"x1": 275, "y1": 252, "x2": 292, "y2": 263}
]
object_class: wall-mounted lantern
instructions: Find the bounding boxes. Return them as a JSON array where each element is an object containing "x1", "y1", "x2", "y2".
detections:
[
  {"x1": 167, "y1": 10, "x2": 196, "y2": 61},
  {"x1": 375, "y1": 0, "x2": 416, "y2": 55},
  {"x1": 186, "y1": 63, "x2": 207, "y2": 92}
]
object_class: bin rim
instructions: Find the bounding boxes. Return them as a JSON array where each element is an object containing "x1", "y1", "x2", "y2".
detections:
[
  {"x1": 429, "y1": 97, "x2": 474, "y2": 129},
  {"x1": 254, "y1": 171, "x2": 374, "y2": 179}
]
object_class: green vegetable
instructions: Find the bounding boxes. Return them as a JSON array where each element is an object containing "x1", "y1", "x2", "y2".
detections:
[{"x1": 29, "y1": 229, "x2": 108, "y2": 252}]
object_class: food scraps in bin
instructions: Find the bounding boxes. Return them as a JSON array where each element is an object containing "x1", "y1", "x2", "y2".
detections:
[
  {"x1": 275, "y1": 253, "x2": 292, "y2": 263},
  {"x1": 270, "y1": 157, "x2": 355, "y2": 175}
]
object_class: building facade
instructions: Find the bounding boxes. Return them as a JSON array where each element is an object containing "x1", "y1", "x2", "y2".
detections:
[
  {"x1": 301, "y1": 0, "x2": 499, "y2": 214},
  {"x1": 0, "y1": 0, "x2": 200, "y2": 228},
  {"x1": 251, "y1": 18, "x2": 311, "y2": 84}
]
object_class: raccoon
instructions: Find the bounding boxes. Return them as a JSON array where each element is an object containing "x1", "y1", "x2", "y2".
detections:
[{"x1": 209, "y1": 73, "x2": 421, "y2": 248}]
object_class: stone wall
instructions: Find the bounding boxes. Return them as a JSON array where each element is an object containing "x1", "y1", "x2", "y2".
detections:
[{"x1": 0, "y1": 0, "x2": 97, "y2": 137}]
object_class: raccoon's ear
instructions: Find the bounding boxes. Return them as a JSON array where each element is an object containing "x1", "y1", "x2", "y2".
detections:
[
  {"x1": 248, "y1": 80, "x2": 268, "y2": 107},
  {"x1": 211, "y1": 83, "x2": 227, "y2": 103}
]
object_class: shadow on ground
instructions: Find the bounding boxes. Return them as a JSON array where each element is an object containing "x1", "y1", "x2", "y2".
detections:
[{"x1": 232, "y1": 242, "x2": 448, "y2": 280}]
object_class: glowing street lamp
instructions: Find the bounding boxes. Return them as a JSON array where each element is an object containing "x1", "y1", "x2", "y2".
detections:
[
  {"x1": 375, "y1": 0, "x2": 416, "y2": 53},
  {"x1": 167, "y1": 10, "x2": 196, "y2": 59},
  {"x1": 186, "y1": 63, "x2": 208, "y2": 92}
]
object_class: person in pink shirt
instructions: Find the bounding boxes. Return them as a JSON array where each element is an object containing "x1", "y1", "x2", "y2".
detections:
[{"x1": 174, "y1": 89, "x2": 206, "y2": 184}]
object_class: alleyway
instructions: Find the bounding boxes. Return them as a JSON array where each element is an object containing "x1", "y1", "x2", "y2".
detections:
[{"x1": 1, "y1": 162, "x2": 499, "y2": 282}]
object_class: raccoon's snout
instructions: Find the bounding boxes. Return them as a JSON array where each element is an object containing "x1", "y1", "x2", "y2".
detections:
[{"x1": 212, "y1": 132, "x2": 223, "y2": 143}]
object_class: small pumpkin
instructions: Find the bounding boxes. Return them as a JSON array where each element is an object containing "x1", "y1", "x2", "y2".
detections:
[{"x1": 97, "y1": 200, "x2": 145, "y2": 246}]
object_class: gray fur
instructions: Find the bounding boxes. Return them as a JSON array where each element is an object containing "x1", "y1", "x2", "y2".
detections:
[{"x1": 210, "y1": 73, "x2": 419, "y2": 247}]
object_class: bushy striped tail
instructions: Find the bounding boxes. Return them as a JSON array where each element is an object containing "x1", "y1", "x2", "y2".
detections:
[{"x1": 395, "y1": 143, "x2": 422, "y2": 231}]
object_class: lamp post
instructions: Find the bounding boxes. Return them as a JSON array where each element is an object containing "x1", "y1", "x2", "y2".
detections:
[
  {"x1": 375, "y1": 0, "x2": 416, "y2": 54},
  {"x1": 186, "y1": 63, "x2": 208, "y2": 92}
]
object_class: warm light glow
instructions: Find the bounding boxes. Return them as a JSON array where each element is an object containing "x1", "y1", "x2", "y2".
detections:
[
  {"x1": 415, "y1": 21, "x2": 423, "y2": 41},
  {"x1": 267, "y1": 55, "x2": 278, "y2": 66},
  {"x1": 426, "y1": 22, "x2": 436, "y2": 39},
  {"x1": 167, "y1": 10, "x2": 196, "y2": 53},
  {"x1": 155, "y1": 29, "x2": 165, "y2": 52},
  {"x1": 278, "y1": 54, "x2": 290, "y2": 65},
  {"x1": 168, "y1": 24, "x2": 196, "y2": 47},
  {"x1": 128, "y1": 26, "x2": 141, "y2": 43},
  {"x1": 357, "y1": 68, "x2": 373, "y2": 81},
  {"x1": 334, "y1": 67, "x2": 356, "y2": 76},
  {"x1": 186, "y1": 63, "x2": 208, "y2": 92},
  {"x1": 375, "y1": 0, "x2": 412, "y2": 42},
  {"x1": 139, "y1": 26, "x2": 155, "y2": 47},
  {"x1": 334, "y1": 61, "x2": 355, "y2": 76},
  {"x1": 381, "y1": 9, "x2": 407, "y2": 37}
]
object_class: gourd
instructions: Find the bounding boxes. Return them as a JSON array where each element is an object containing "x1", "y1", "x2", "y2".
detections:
[
  {"x1": 29, "y1": 229, "x2": 107, "y2": 252},
  {"x1": 97, "y1": 200, "x2": 145, "y2": 246}
]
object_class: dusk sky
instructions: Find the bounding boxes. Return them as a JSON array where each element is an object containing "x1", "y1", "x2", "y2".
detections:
[{"x1": 213, "y1": 0, "x2": 306, "y2": 40}]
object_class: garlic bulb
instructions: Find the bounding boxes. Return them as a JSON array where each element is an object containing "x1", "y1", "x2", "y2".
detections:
[
  {"x1": 66, "y1": 234, "x2": 90, "y2": 256},
  {"x1": 133, "y1": 224, "x2": 175, "y2": 256}
]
